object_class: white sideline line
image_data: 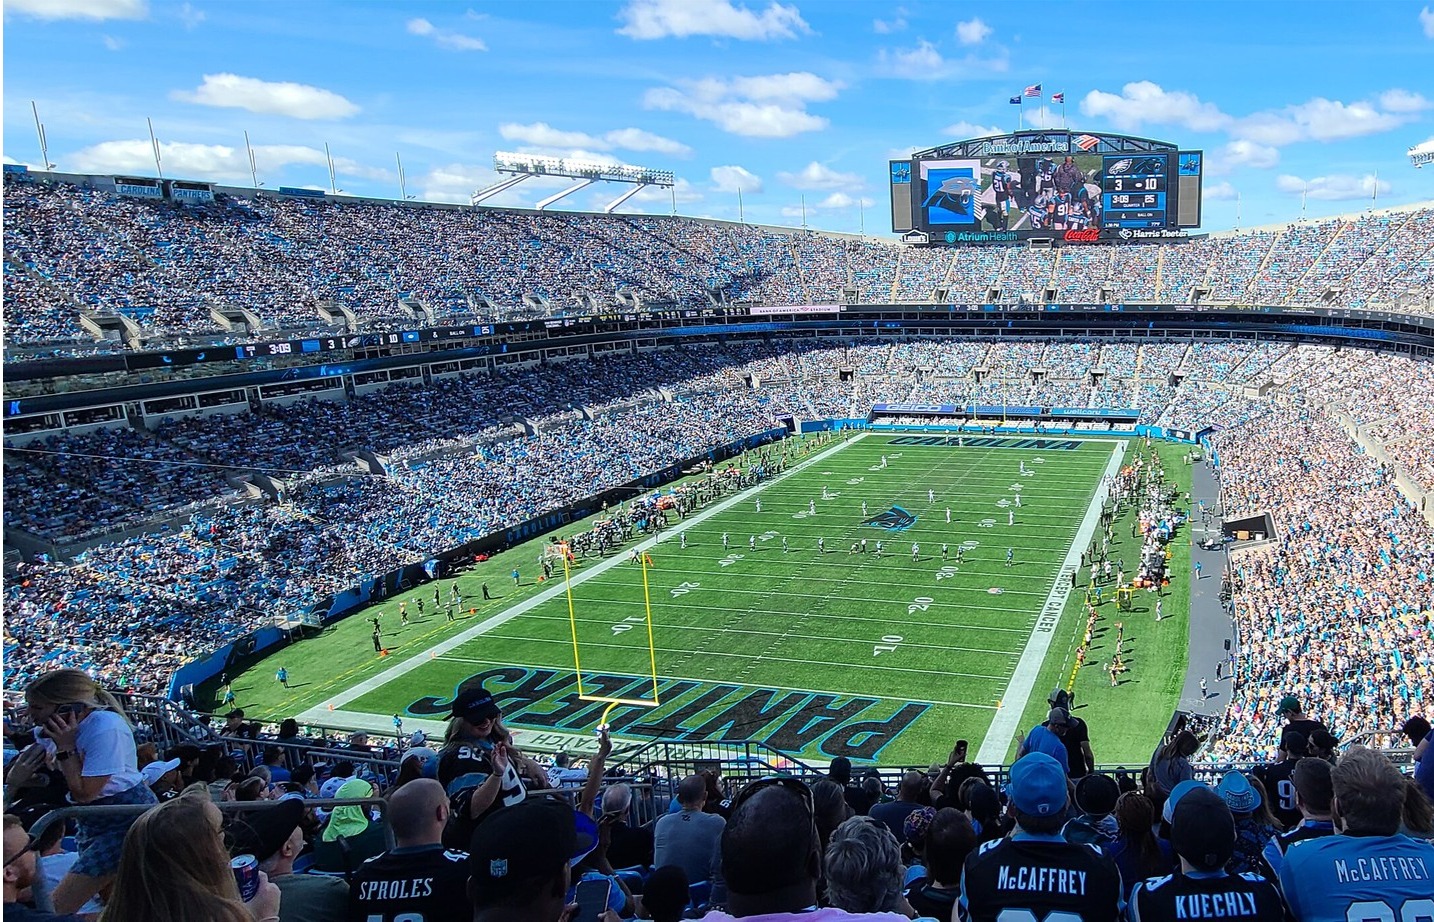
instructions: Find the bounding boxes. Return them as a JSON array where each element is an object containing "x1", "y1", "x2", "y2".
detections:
[
  {"x1": 296, "y1": 433, "x2": 870, "y2": 723},
  {"x1": 975, "y1": 440, "x2": 1127, "y2": 765}
]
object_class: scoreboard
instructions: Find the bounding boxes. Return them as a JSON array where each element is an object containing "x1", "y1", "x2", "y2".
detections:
[{"x1": 890, "y1": 130, "x2": 1203, "y2": 243}]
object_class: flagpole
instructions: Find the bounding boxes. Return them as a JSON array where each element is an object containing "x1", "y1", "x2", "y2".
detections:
[{"x1": 1018, "y1": 102, "x2": 1023, "y2": 132}]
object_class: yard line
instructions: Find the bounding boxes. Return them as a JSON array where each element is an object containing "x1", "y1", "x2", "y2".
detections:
[
  {"x1": 515, "y1": 597, "x2": 1044, "y2": 632},
  {"x1": 439, "y1": 643, "x2": 1009, "y2": 682},
  {"x1": 975, "y1": 440, "x2": 1127, "y2": 765},
  {"x1": 295, "y1": 433, "x2": 871, "y2": 723},
  {"x1": 469, "y1": 613, "x2": 1024, "y2": 656}
]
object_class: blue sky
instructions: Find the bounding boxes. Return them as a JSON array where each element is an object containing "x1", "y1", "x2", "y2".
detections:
[{"x1": 4, "y1": 0, "x2": 1432, "y2": 234}]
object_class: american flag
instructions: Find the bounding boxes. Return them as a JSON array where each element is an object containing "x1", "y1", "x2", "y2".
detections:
[
  {"x1": 1024, "y1": 84, "x2": 1042, "y2": 97},
  {"x1": 1051, "y1": 92, "x2": 1064, "y2": 104},
  {"x1": 1075, "y1": 134, "x2": 1100, "y2": 151}
]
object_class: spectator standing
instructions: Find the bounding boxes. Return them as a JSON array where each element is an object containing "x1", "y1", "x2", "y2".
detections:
[
  {"x1": 1279, "y1": 747, "x2": 1434, "y2": 922},
  {"x1": 1128, "y1": 786, "x2": 1283, "y2": 922},
  {"x1": 350, "y1": 779, "x2": 470, "y2": 922},
  {"x1": 1048, "y1": 691, "x2": 1094, "y2": 778},
  {"x1": 1217, "y1": 772, "x2": 1277, "y2": 877},
  {"x1": 959, "y1": 753, "x2": 1122, "y2": 922},
  {"x1": 654, "y1": 775, "x2": 726, "y2": 887},
  {"x1": 1148, "y1": 731, "x2": 1200, "y2": 799},
  {"x1": 1261, "y1": 757, "x2": 1336, "y2": 879},
  {"x1": 437, "y1": 684, "x2": 542, "y2": 849},
  {"x1": 1252, "y1": 730, "x2": 1306, "y2": 830},
  {"x1": 229, "y1": 796, "x2": 347, "y2": 922},
  {"x1": 868, "y1": 770, "x2": 926, "y2": 843},
  {"x1": 24, "y1": 668, "x2": 157, "y2": 915},
  {"x1": 1403, "y1": 716, "x2": 1434, "y2": 802},
  {"x1": 1277, "y1": 696, "x2": 1330, "y2": 742},
  {"x1": 1016, "y1": 710, "x2": 1073, "y2": 775}
]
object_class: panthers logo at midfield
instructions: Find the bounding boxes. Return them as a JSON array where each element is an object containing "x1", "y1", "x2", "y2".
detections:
[{"x1": 863, "y1": 506, "x2": 917, "y2": 531}]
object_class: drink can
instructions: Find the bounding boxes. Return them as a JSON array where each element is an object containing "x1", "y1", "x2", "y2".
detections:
[{"x1": 231, "y1": 854, "x2": 259, "y2": 902}]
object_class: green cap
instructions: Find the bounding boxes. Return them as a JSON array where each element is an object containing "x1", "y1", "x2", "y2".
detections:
[{"x1": 1276, "y1": 695, "x2": 1300, "y2": 715}]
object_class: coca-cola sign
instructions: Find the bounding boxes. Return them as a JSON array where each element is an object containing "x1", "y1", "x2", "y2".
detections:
[{"x1": 1063, "y1": 228, "x2": 1100, "y2": 242}]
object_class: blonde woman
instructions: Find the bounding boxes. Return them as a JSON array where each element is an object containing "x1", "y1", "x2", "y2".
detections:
[
  {"x1": 24, "y1": 668, "x2": 157, "y2": 914},
  {"x1": 99, "y1": 784, "x2": 281, "y2": 922}
]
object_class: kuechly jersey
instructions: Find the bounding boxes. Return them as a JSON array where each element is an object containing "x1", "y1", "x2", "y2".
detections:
[
  {"x1": 959, "y1": 835, "x2": 1123, "y2": 922},
  {"x1": 1128, "y1": 871, "x2": 1284, "y2": 922},
  {"x1": 349, "y1": 844, "x2": 472, "y2": 922},
  {"x1": 1278, "y1": 834, "x2": 1434, "y2": 922}
]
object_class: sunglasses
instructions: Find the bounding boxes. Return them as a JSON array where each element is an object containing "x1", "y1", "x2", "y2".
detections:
[
  {"x1": 3, "y1": 833, "x2": 38, "y2": 869},
  {"x1": 730, "y1": 776, "x2": 813, "y2": 817}
]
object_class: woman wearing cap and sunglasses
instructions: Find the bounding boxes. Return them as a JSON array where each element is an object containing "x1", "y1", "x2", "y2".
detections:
[{"x1": 436, "y1": 685, "x2": 548, "y2": 848}]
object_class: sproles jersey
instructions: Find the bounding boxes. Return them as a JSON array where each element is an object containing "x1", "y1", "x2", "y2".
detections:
[
  {"x1": 349, "y1": 844, "x2": 471, "y2": 922},
  {"x1": 959, "y1": 835, "x2": 1123, "y2": 922},
  {"x1": 1128, "y1": 871, "x2": 1284, "y2": 922}
]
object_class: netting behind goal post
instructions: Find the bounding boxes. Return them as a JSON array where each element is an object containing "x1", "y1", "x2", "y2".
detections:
[{"x1": 557, "y1": 542, "x2": 662, "y2": 727}]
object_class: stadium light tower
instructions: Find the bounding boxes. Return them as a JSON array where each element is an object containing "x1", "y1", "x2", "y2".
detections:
[
  {"x1": 1410, "y1": 139, "x2": 1434, "y2": 169},
  {"x1": 472, "y1": 151, "x2": 675, "y2": 212}
]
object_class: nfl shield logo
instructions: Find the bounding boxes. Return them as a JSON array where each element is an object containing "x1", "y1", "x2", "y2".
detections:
[{"x1": 490, "y1": 858, "x2": 509, "y2": 878}]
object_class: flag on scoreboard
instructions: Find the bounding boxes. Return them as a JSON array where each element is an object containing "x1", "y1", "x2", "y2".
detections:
[
  {"x1": 1051, "y1": 92, "x2": 1065, "y2": 103},
  {"x1": 1075, "y1": 134, "x2": 1100, "y2": 151},
  {"x1": 1009, "y1": 95, "x2": 1021, "y2": 105},
  {"x1": 1024, "y1": 84, "x2": 1042, "y2": 97}
]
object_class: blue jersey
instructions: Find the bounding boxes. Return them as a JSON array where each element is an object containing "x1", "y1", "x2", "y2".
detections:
[{"x1": 1278, "y1": 833, "x2": 1434, "y2": 922}]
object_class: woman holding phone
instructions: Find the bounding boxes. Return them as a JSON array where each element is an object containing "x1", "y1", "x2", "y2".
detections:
[{"x1": 23, "y1": 667, "x2": 157, "y2": 914}]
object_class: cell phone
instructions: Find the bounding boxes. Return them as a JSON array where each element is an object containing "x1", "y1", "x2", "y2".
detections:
[
  {"x1": 955, "y1": 739, "x2": 969, "y2": 761},
  {"x1": 573, "y1": 878, "x2": 612, "y2": 922}
]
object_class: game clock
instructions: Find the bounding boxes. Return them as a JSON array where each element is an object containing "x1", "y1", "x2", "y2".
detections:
[{"x1": 1101, "y1": 156, "x2": 1168, "y2": 228}]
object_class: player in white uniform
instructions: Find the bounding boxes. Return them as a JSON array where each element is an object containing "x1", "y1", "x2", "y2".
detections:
[{"x1": 911, "y1": 542, "x2": 920, "y2": 561}]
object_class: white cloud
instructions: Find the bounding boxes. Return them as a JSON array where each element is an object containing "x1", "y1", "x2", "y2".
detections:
[
  {"x1": 877, "y1": 39, "x2": 1008, "y2": 80},
  {"x1": 498, "y1": 122, "x2": 690, "y2": 157},
  {"x1": 617, "y1": 0, "x2": 810, "y2": 41},
  {"x1": 177, "y1": 2, "x2": 203, "y2": 29},
  {"x1": 627, "y1": 176, "x2": 703, "y2": 206},
  {"x1": 1203, "y1": 181, "x2": 1237, "y2": 201},
  {"x1": 816, "y1": 192, "x2": 874, "y2": 209},
  {"x1": 406, "y1": 17, "x2": 487, "y2": 51},
  {"x1": 1275, "y1": 173, "x2": 1390, "y2": 201},
  {"x1": 102, "y1": 34, "x2": 124, "y2": 50},
  {"x1": 777, "y1": 161, "x2": 863, "y2": 190},
  {"x1": 710, "y1": 164, "x2": 763, "y2": 193},
  {"x1": 942, "y1": 120, "x2": 1002, "y2": 138},
  {"x1": 644, "y1": 72, "x2": 840, "y2": 138},
  {"x1": 1422, "y1": 6, "x2": 1434, "y2": 37},
  {"x1": 68, "y1": 139, "x2": 389, "y2": 184},
  {"x1": 955, "y1": 17, "x2": 991, "y2": 45},
  {"x1": 172, "y1": 73, "x2": 360, "y2": 120},
  {"x1": 872, "y1": 13, "x2": 906, "y2": 33},
  {"x1": 1378, "y1": 89, "x2": 1430, "y2": 113},
  {"x1": 1080, "y1": 81, "x2": 1230, "y2": 133},
  {"x1": 1214, "y1": 139, "x2": 1280, "y2": 172},
  {"x1": 5, "y1": 0, "x2": 146, "y2": 20},
  {"x1": 1234, "y1": 97, "x2": 1414, "y2": 145}
]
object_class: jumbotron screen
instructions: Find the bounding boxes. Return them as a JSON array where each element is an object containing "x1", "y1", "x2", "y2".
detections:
[{"x1": 890, "y1": 130, "x2": 1202, "y2": 244}]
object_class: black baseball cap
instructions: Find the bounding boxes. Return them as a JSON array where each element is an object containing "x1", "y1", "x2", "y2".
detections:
[
  {"x1": 225, "y1": 709, "x2": 245, "y2": 719},
  {"x1": 468, "y1": 798, "x2": 597, "y2": 897},
  {"x1": 449, "y1": 684, "x2": 501, "y2": 723},
  {"x1": 1170, "y1": 786, "x2": 1235, "y2": 872},
  {"x1": 1075, "y1": 773, "x2": 1120, "y2": 818},
  {"x1": 226, "y1": 798, "x2": 304, "y2": 863}
]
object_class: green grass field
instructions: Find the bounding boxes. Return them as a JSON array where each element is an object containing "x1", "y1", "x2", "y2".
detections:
[{"x1": 218, "y1": 433, "x2": 1192, "y2": 767}]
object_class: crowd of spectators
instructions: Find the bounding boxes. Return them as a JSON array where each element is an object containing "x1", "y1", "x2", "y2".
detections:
[{"x1": 4, "y1": 174, "x2": 1431, "y2": 352}]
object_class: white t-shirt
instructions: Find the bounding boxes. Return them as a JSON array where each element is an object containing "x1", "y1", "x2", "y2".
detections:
[{"x1": 37, "y1": 708, "x2": 144, "y2": 799}]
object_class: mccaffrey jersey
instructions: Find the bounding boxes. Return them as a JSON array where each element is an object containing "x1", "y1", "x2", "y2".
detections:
[
  {"x1": 1278, "y1": 833, "x2": 1434, "y2": 922},
  {"x1": 349, "y1": 844, "x2": 472, "y2": 922},
  {"x1": 960, "y1": 834, "x2": 1123, "y2": 922},
  {"x1": 1128, "y1": 871, "x2": 1284, "y2": 922}
]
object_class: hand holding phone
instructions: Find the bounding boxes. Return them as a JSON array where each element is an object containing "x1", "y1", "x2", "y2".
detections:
[{"x1": 572, "y1": 878, "x2": 612, "y2": 922}]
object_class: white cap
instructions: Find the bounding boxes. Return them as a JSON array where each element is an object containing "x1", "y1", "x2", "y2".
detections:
[{"x1": 142, "y1": 758, "x2": 182, "y2": 785}]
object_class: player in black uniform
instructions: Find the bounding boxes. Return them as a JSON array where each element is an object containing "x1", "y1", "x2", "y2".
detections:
[
  {"x1": 959, "y1": 752, "x2": 1123, "y2": 922},
  {"x1": 1129, "y1": 785, "x2": 1284, "y2": 922},
  {"x1": 349, "y1": 778, "x2": 471, "y2": 922},
  {"x1": 1251, "y1": 730, "x2": 1307, "y2": 830}
]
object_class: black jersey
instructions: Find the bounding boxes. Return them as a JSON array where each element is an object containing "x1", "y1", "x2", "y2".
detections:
[
  {"x1": 959, "y1": 835, "x2": 1123, "y2": 922},
  {"x1": 1251, "y1": 759, "x2": 1302, "y2": 830},
  {"x1": 349, "y1": 844, "x2": 471, "y2": 922},
  {"x1": 1128, "y1": 871, "x2": 1284, "y2": 922}
]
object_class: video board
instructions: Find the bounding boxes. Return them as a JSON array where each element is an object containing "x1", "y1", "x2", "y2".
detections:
[{"x1": 891, "y1": 131, "x2": 1201, "y2": 244}]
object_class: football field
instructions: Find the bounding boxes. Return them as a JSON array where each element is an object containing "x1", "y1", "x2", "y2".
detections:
[{"x1": 281, "y1": 432, "x2": 1133, "y2": 765}]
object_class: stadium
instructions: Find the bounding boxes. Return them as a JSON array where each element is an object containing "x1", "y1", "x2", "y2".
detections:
[{"x1": 3, "y1": 3, "x2": 1433, "y2": 920}]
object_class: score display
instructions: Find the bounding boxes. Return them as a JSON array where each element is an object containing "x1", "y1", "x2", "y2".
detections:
[{"x1": 1101, "y1": 155, "x2": 1167, "y2": 228}]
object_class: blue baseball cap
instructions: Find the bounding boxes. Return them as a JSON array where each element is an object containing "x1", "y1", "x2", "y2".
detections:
[{"x1": 1008, "y1": 752, "x2": 1068, "y2": 816}]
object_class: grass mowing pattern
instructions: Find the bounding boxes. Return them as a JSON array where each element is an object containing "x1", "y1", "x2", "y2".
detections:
[{"x1": 221, "y1": 435, "x2": 1188, "y2": 765}]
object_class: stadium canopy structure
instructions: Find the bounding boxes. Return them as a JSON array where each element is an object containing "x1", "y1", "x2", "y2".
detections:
[{"x1": 473, "y1": 151, "x2": 676, "y2": 213}]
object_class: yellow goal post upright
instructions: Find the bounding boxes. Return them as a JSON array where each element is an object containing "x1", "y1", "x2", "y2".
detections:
[{"x1": 559, "y1": 542, "x2": 663, "y2": 727}]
